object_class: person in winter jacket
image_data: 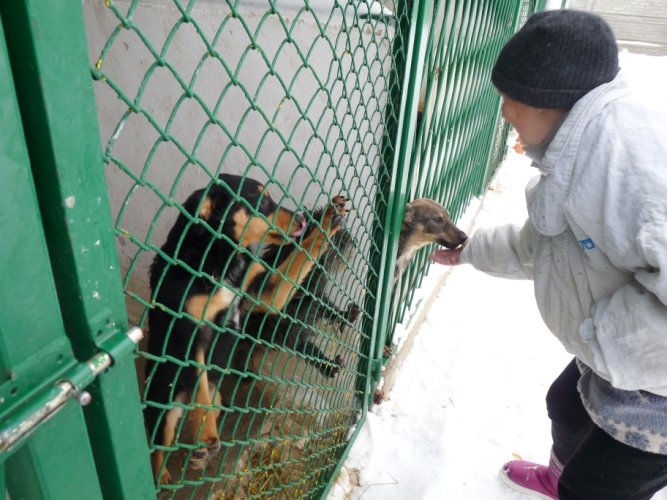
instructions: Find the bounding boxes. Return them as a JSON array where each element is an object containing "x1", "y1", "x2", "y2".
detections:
[{"x1": 431, "y1": 9, "x2": 667, "y2": 500}]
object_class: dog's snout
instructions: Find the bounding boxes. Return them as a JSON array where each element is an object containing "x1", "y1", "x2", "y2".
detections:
[
  {"x1": 440, "y1": 226, "x2": 468, "y2": 249},
  {"x1": 292, "y1": 212, "x2": 307, "y2": 236},
  {"x1": 454, "y1": 231, "x2": 468, "y2": 247}
]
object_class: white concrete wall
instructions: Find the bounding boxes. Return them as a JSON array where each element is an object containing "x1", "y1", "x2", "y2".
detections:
[
  {"x1": 567, "y1": 0, "x2": 667, "y2": 55},
  {"x1": 83, "y1": 0, "x2": 395, "y2": 323}
]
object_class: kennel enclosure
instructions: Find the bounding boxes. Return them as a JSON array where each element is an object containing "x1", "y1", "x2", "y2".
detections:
[{"x1": 0, "y1": 0, "x2": 543, "y2": 497}]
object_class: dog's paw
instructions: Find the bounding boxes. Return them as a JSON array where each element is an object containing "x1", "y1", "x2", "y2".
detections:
[
  {"x1": 335, "y1": 354, "x2": 345, "y2": 369},
  {"x1": 189, "y1": 437, "x2": 221, "y2": 470},
  {"x1": 320, "y1": 354, "x2": 345, "y2": 378},
  {"x1": 322, "y1": 195, "x2": 348, "y2": 233},
  {"x1": 373, "y1": 388, "x2": 385, "y2": 406},
  {"x1": 346, "y1": 303, "x2": 361, "y2": 323},
  {"x1": 338, "y1": 303, "x2": 361, "y2": 332},
  {"x1": 158, "y1": 468, "x2": 173, "y2": 485},
  {"x1": 332, "y1": 195, "x2": 348, "y2": 215}
]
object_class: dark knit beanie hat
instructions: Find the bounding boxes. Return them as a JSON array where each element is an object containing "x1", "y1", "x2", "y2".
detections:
[{"x1": 492, "y1": 9, "x2": 619, "y2": 109}]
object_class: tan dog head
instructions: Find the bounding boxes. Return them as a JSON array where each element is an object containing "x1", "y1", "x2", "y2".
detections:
[{"x1": 395, "y1": 198, "x2": 467, "y2": 279}]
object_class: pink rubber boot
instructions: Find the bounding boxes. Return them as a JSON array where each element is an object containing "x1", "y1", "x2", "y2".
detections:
[{"x1": 500, "y1": 449, "x2": 563, "y2": 499}]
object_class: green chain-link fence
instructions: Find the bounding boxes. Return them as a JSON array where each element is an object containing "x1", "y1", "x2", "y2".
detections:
[
  {"x1": 0, "y1": 0, "x2": 536, "y2": 498},
  {"x1": 379, "y1": 0, "x2": 535, "y2": 367},
  {"x1": 87, "y1": 1, "x2": 408, "y2": 496}
]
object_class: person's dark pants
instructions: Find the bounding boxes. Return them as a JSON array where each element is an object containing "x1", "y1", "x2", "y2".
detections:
[{"x1": 547, "y1": 358, "x2": 667, "y2": 500}]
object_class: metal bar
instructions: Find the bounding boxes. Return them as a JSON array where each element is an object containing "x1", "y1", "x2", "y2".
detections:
[
  {"x1": 0, "y1": 0, "x2": 155, "y2": 497},
  {"x1": 0, "y1": 12, "x2": 104, "y2": 497},
  {"x1": 6, "y1": 403, "x2": 104, "y2": 500},
  {"x1": 371, "y1": 0, "x2": 434, "y2": 380},
  {"x1": 1, "y1": 381, "x2": 81, "y2": 455},
  {"x1": 0, "y1": 328, "x2": 143, "y2": 455}
]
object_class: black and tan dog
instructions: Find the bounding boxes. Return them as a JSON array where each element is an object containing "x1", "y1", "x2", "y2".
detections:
[
  {"x1": 241, "y1": 213, "x2": 358, "y2": 379},
  {"x1": 144, "y1": 173, "x2": 347, "y2": 483},
  {"x1": 395, "y1": 198, "x2": 467, "y2": 281}
]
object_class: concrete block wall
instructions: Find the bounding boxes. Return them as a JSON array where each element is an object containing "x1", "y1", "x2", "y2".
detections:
[
  {"x1": 568, "y1": 0, "x2": 667, "y2": 55},
  {"x1": 83, "y1": 0, "x2": 395, "y2": 324}
]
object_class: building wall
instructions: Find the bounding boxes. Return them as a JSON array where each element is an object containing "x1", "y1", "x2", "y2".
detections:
[
  {"x1": 83, "y1": 0, "x2": 394, "y2": 324},
  {"x1": 568, "y1": 0, "x2": 667, "y2": 55}
]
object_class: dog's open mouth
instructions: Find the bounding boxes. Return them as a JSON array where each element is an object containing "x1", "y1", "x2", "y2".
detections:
[
  {"x1": 440, "y1": 235, "x2": 467, "y2": 249},
  {"x1": 265, "y1": 213, "x2": 306, "y2": 242},
  {"x1": 290, "y1": 214, "x2": 307, "y2": 237}
]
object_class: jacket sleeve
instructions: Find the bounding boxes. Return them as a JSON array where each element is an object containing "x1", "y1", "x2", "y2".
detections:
[{"x1": 460, "y1": 218, "x2": 534, "y2": 280}]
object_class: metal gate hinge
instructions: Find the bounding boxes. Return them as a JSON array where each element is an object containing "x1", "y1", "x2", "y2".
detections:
[{"x1": 0, "y1": 327, "x2": 143, "y2": 454}]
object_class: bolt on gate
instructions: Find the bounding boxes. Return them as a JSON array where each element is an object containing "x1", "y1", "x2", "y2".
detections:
[{"x1": 0, "y1": 0, "x2": 536, "y2": 498}]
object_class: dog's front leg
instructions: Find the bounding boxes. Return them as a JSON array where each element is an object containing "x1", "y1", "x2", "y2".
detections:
[
  {"x1": 188, "y1": 348, "x2": 221, "y2": 470},
  {"x1": 246, "y1": 195, "x2": 348, "y2": 312}
]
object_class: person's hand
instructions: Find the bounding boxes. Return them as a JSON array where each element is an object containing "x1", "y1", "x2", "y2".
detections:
[{"x1": 430, "y1": 245, "x2": 465, "y2": 266}]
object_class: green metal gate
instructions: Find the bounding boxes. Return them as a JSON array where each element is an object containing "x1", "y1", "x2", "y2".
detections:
[
  {"x1": 1, "y1": 0, "x2": 536, "y2": 498},
  {"x1": 0, "y1": 1, "x2": 154, "y2": 497}
]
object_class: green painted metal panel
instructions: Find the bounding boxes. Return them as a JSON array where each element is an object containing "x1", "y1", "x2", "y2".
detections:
[
  {"x1": 0, "y1": 25, "x2": 73, "y2": 410},
  {"x1": 0, "y1": 0, "x2": 154, "y2": 498},
  {"x1": 0, "y1": 0, "x2": 132, "y2": 357},
  {"x1": 0, "y1": 17, "x2": 104, "y2": 498},
  {"x1": 6, "y1": 404, "x2": 103, "y2": 500}
]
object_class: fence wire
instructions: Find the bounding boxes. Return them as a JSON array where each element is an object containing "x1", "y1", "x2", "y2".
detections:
[
  {"x1": 84, "y1": 0, "x2": 533, "y2": 497},
  {"x1": 87, "y1": 0, "x2": 405, "y2": 497}
]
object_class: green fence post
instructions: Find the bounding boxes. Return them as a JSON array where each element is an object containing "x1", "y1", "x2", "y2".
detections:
[
  {"x1": 0, "y1": 0, "x2": 155, "y2": 498},
  {"x1": 371, "y1": 0, "x2": 433, "y2": 387}
]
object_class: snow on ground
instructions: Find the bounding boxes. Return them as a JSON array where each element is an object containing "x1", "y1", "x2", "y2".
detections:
[{"x1": 329, "y1": 51, "x2": 667, "y2": 500}]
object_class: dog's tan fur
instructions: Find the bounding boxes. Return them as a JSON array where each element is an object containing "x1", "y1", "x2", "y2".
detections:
[{"x1": 395, "y1": 198, "x2": 467, "y2": 281}]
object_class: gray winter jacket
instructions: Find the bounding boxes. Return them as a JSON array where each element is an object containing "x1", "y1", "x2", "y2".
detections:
[{"x1": 461, "y1": 71, "x2": 667, "y2": 399}]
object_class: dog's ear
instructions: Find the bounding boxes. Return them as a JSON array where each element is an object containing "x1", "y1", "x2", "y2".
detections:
[{"x1": 180, "y1": 189, "x2": 219, "y2": 239}]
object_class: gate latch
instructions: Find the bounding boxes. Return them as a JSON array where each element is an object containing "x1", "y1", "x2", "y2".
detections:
[{"x1": 0, "y1": 327, "x2": 143, "y2": 454}]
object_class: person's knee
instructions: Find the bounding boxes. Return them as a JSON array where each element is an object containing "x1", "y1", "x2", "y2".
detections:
[{"x1": 546, "y1": 360, "x2": 587, "y2": 424}]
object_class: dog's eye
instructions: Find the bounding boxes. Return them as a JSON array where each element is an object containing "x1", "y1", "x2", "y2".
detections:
[{"x1": 433, "y1": 217, "x2": 443, "y2": 224}]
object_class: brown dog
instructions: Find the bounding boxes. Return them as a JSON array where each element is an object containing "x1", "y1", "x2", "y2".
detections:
[{"x1": 395, "y1": 198, "x2": 467, "y2": 281}]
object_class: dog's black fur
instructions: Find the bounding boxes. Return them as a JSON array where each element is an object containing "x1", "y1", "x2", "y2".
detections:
[{"x1": 144, "y1": 173, "x2": 347, "y2": 483}]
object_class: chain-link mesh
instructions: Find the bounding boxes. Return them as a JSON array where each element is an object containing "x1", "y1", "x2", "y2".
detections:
[
  {"x1": 388, "y1": 0, "x2": 533, "y2": 342},
  {"x1": 85, "y1": 0, "x2": 405, "y2": 496},
  {"x1": 83, "y1": 0, "x2": 535, "y2": 496}
]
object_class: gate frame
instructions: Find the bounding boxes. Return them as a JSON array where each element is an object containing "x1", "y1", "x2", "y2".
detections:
[{"x1": 0, "y1": 0, "x2": 155, "y2": 497}]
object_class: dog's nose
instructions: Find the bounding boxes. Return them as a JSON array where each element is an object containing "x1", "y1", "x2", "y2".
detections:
[{"x1": 292, "y1": 213, "x2": 307, "y2": 236}]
